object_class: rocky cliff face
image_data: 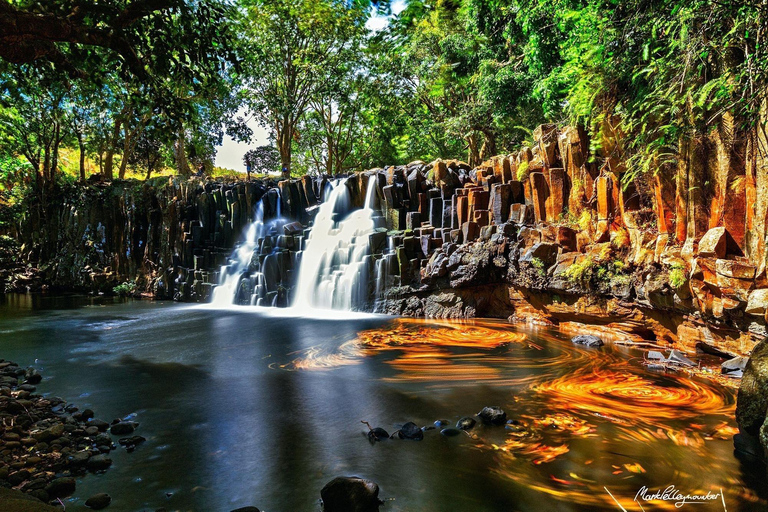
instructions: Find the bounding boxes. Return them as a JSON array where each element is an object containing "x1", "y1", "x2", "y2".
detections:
[
  {"x1": 12, "y1": 177, "x2": 272, "y2": 301},
  {"x1": 9, "y1": 121, "x2": 768, "y2": 358}
]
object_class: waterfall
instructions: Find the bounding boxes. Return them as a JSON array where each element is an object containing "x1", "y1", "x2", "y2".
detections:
[
  {"x1": 293, "y1": 177, "x2": 379, "y2": 310},
  {"x1": 211, "y1": 191, "x2": 287, "y2": 306}
]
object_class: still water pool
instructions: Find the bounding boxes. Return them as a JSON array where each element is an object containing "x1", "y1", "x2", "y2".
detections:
[{"x1": 0, "y1": 294, "x2": 765, "y2": 511}]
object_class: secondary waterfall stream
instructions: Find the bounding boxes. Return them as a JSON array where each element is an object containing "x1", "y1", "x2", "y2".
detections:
[{"x1": 213, "y1": 176, "x2": 384, "y2": 311}]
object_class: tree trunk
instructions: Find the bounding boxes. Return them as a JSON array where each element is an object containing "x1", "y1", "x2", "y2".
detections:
[
  {"x1": 278, "y1": 116, "x2": 292, "y2": 179},
  {"x1": 118, "y1": 130, "x2": 133, "y2": 180},
  {"x1": 103, "y1": 118, "x2": 122, "y2": 181},
  {"x1": 479, "y1": 129, "x2": 497, "y2": 161},
  {"x1": 77, "y1": 132, "x2": 86, "y2": 182},
  {"x1": 175, "y1": 130, "x2": 191, "y2": 176},
  {"x1": 466, "y1": 132, "x2": 480, "y2": 167}
]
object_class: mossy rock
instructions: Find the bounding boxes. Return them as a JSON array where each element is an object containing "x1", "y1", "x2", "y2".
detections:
[{"x1": 0, "y1": 488, "x2": 59, "y2": 512}]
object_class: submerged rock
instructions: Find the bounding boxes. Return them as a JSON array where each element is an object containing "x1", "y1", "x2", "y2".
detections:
[
  {"x1": 44, "y1": 477, "x2": 76, "y2": 499},
  {"x1": 321, "y1": 476, "x2": 381, "y2": 512},
  {"x1": 571, "y1": 335, "x2": 604, "y2": 347},
  {"x1": 737, "y1": 338, "x2": 768, "y2": 448},
  {"x1": 440, "y1": 428, "x2": 462, "y2": 437},
  {"x1": 477, "y1": 406, "x2": 507, "y2": 425},
  {"x1": 397, "y1": 422, "x2": 424, "y2": 440},
  {"x1": 85, "y1": 493, "x2": 112, "y2": 510},
  {"x1": 366, "y1": 428, "x2": 389, "y2": 443},
  {"x1": 456, "y1": 417, "x2": 476, "y2": 431}
]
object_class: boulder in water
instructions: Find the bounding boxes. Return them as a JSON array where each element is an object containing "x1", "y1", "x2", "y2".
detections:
[
  {"x1": 44, "y1": 477, "x2": 76, "y2": 499},
  {"x1": 440, "y1": 428, "x2": 461, "y2": 437},
  {"x1": 737, "y1": 338, "x2": 768, "y2": 455},
  {"x1": 571, "y1": 335, "x2": 604, "y2": 347},
  {"x1": 367, "y1": 428, "x2": 389, "y2": 443},
  {"x1": 85, "y1": 493, "x2": 112, "y2": 510},
  {"x1": 396, "y1": 422, "x2": 424, "y2": 440},
  {"x1": 456, "y1": 417, "x2": 476, "y2": 430},
  {"x1": 477, "y1": 406, "x2": 507, "y2": 425},
  {"x1": 321, "y1": 476, "x2": 381, "y2": 512}
]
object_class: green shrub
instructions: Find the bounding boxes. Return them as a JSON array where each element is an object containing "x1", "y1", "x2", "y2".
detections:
[
  {"x1": 563, "y1": 258, "x2": 593, "y2": 283},
  {"x1": 668, "y1": 264, "x2": 687, "y2": 289},
  {"x1": 531, "y1": 257, "x2": 547, "y2": 277},
  {"x1": 113, "y1": 280, "x2": 137, "y2": 297},
  {"x1": 516, "y1": 161, "x2": 530, "y2": 182}
]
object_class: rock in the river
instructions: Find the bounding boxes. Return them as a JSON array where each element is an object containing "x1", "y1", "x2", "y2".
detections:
[
  {"x1": 85, "y1": 493, "x2": 112, "y2": 510},
  {"x1": 24, "y1": 368, "x2": 42, "y2": 384},
  {"x1": 477, "y1": 406, "x2": 507, "y2": 425},
  {"x1": 44, "y1": 477, "x2": 76, "y2": 499},
  {"x1": 434, "y1": 419, "x2": 449, "y2": 427},
  {"x1": 110, "y1": 422, "x2": 137, "y2": 436},
  {"x1": 571, "y1": 335, "x2": 604, "y2": 347},
  {"x1": 0, "y1": 487, "x2": 59, "y2": 511},
  {"x1": 87, "y1": 454, "x2": 113, "y2": 472},
  {"x1": 366, "y1": 428, "x2": 389, "y2": 443},
  {"x1": 321, "y1": 476, "x2": 381, "y2": 512},
  {"x1": 737, "y1": 338, "x2": 768, "y2": 451},
  {"x1": 87, "y1": 419, "x2": 110, "y2": 432},
  {"x1": 440, "y1": 428, "x2": 462, "y2": 437},
  {"x1": 397, "y1": 422, "x2": 424, "y2": 440},
  {"x1": 456, "y1": 417, "x2": 476, "y2": 430},
  {"x1": 230, "y1": 508, "x2": 260, "y2": 512}
]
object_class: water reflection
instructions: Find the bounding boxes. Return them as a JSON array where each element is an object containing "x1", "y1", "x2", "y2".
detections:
[{"x1": 0, "y1": 300, "x2": 765, "y2": 511}]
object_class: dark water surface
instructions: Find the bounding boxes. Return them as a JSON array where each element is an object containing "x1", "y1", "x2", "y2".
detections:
[{"x1": 1, "y1": 294, "x2": 766, "y2": 511}]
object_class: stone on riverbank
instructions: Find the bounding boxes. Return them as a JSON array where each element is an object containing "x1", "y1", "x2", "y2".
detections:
[
  {"x1": 0, "y1": 487, "x2": 58, "y2": 511},
  {"x1": 396, "y1": 422, "x2": 424, "y2": 440},
  {"x1": 321, "y1": 476, "x2": 381, "y2": 512},
  {"x1": 571, "y1": 335, "x2": 604, "y2": 347},
  {"x1": 737, "y1": 338, "x2": 768, "y2": 455},
  {"x1": 84, "y1": 493, "x2": 112, "y2": 510},
  {"x1": 456, "y1": 417, "x2": 476, "y2": 430},
  {"x1": 477, "y1": 406, "x2": 507, "y2": 425}
]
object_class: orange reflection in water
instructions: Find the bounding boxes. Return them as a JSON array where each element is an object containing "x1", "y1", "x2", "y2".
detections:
[
  {"x1": 532, "y1": 365, "x2": 735, "y2": 428},
  {"x1": 282, "y1": 317, "x2": 749, "y2": 510}
]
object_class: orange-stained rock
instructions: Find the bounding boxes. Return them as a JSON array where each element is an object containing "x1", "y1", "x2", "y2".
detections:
[
  {"x1": 462, "y1": 221, "x2": 480, "y2": 242},
  {"x1": 698, "y1": 227, "x2": 744, "y2": 258},
  {"x1": 433, "y1": 160, "x2": 447, "y2": 183},
  {"x1": 456, "y1": 195, "x2": 469, "y2": 226},
  {"x1": 468, "y1": 189, "x2": 489, "y2": 219},
  {"x1": 557, "y1": 226, "x2": 578, "y2": 252},
  {"x1": 596, "y1": 176, "x2": 614, "y2": 221},
  {"x1": 534, "y1": 124, "x2": 559, "y2": 166},
  {"x1": 529, "y1": 172, "x2": 548, "y2": 223},
  {"x1": 473, "y1": 209, "x2": 491, "y2": 227},
  {"x1": 545, "y1": 168, "x2": 567, "y2": 222}
]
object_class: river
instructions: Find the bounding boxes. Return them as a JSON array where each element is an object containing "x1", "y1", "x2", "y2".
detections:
[{"x1": 0, "y1": 294, "x2": 765, "y2": 511}]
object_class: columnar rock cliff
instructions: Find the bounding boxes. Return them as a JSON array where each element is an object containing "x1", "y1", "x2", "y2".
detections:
[{"x1": 8, "y1": 122, "x2": 768, "y2": 359}]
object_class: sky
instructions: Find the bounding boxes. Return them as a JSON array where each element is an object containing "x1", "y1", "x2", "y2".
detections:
[{"x1": 213, "y1": 0, "x2": 407, "y2": 172}]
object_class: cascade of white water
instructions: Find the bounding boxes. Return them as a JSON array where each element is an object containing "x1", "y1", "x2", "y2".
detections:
[
  {"x1": 293, "y1": 177, "x2": 379, "y2": 310},
  {"x1": 210, "y1": 201, "x2": 264, "y2": 306}
]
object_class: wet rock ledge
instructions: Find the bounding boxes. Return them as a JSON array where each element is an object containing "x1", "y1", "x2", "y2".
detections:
[{"x1": 0, "y1": 359, "x2": 130, "y2": 510}]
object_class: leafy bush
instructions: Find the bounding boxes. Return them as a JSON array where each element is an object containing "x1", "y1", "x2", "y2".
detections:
[
  {"x1": 113, "y1": 280, "x2": 137, "y2": 297},
  {"x1": 516, "y1": 161, "x2": 530, "y2": 182},
  {"x1": 668, "y1": 264, "x2": 687, "y2": 289},
  {"x1": 530, "y1": 257, "x2": 547, "y2": 277}
]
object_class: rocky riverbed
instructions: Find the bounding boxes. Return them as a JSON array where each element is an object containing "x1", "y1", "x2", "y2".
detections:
[{"x1": 0, "y1": 359, "x2": 133, "y2": 510}]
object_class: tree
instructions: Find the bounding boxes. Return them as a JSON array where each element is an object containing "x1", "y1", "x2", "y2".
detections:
[
  {"x1": 243, "y1": 146, "x2": 280, "y2": 174},
  {"x1": 240, "y1": 0, "x2": 370, "y2": 178}
]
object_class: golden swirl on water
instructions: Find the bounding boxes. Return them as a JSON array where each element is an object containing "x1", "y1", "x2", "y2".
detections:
[
  {"x1": 479, "y1": 363, "x2": 741, "y2": 510},
  {"x1": 531, "y1": 364, "x2": 735, "y2": 426}
]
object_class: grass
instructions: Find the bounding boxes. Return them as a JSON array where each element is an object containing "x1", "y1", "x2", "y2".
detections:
[
  {"x1": 668, "y1": 264, "x2": 687, "y2": 289},
  {"x1": 516, "y1": 161, "x2": 530, "y2": 182}
]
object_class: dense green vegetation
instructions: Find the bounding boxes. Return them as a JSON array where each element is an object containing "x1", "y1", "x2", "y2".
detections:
[{"x1": 1, "y1": 0, "x2": 766, "y2": 203}]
